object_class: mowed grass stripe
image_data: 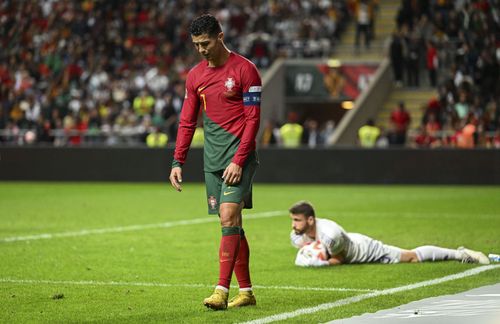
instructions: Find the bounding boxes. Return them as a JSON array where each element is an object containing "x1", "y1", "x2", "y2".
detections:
[
  {"x1": 0, "y1": 278, "x2": 376, "y2": 292},
  {"x1": 0, "y1": 211, "x2": 284, "y2": 243},
  {"x1": 240, "y1": 265, "x2": 500, "y2": 324}
]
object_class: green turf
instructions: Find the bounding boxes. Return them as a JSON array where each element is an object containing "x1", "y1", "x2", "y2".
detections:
[{"x1": 0, "y1": 183, "x2": 499, "y2": 323}]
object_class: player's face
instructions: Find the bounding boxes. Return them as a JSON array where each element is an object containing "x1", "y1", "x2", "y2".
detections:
[
  {"x1": 191, "y1": 33, "x2": 222, "y2": 61},
  {"x1": 290, "y1": 213, "x2": 313, "y2": 235}
]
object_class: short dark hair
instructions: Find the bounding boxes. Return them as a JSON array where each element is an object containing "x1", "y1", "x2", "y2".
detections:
[
  {"x1": 189, "y1": 14, "x2": 222, "y2": 37},
  {"x1": 289, "y1": 201, "x2": 315, "y2": 217}
]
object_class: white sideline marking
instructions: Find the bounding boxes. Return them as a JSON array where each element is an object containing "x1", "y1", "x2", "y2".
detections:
[
  {"x1": 0, "y1": 278, "x2": 375, "y2": 293},
  {"x1": 0, "y1": 211, "x2": 284, "y2": 243},
  {"x1": 240, "y1": 264, "x2": 500, "y2": 324}
]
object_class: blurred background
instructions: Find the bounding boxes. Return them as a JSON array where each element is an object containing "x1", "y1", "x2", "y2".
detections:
[{"x1": 0, "y1": 0, "x2": 499, "y2": 183}]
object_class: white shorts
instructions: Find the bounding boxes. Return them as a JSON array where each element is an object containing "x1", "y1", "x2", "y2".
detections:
[{"x1": 345, "y1": 233, "x2": 402, "y2": 264}]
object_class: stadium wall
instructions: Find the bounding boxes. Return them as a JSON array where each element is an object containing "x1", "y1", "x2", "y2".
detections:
[
  {"x1": 330, "y1": 58, "x2": 393, "y2": 146},
  {"x1": 1, "y1": 147, "x2": 499, "y2": 184}
]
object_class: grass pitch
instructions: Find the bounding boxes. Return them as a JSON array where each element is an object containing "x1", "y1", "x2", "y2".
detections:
[{"x1": 0, "y1": 182, "x2": 499, "y2": 323}]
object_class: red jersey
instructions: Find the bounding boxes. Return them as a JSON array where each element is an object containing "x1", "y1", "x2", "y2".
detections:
[{"x1": 173, "y1": 52, "x2": 261, "y2": 172}]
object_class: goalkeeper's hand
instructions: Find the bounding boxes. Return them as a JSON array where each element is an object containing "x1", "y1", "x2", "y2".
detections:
[{"x1": 309, "y1": 258, "x2": 330, "y2": 267}]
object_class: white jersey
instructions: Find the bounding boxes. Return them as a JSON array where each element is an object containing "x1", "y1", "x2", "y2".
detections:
[{"x1": 290, "y1": 218, "x2": 402, "y2": 264}]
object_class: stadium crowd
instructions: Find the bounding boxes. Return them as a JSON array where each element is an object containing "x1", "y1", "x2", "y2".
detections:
[
  {"x1": 390, "y1": 0, "x2": 499, "y2": 148},
  {"x1": 1, "y1": 0, "x2": 497, "y2": 149},
  {"x1": 0, "y1": 0, "x2": 350, "y2": 147}
]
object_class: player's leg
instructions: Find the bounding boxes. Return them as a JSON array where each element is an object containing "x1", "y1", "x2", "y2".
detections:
[
  {"x1": 218, "y1": 201, "x2": 244, "y2": 293},
  {"x1": 399, "y1": 250, "x2": 419, "y2": 263},
  {"x1": 203, "y1": 171, "x2": 233, "y2": 310},
  {"x1": 229, "y1": 221, "x2": 256, "y2": 307},
  {"x1": 409, "y1": 246, "x2": 489, "y2": 264},
  {"x1": 223, "y1": 158, "x2": 258, "y2": 307},
  {"x1": 203, "y1": 201, "x2": 245, "y2": 310}
]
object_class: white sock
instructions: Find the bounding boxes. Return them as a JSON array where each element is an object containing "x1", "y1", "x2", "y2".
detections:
[
  {"x1": 240, "y1": 287, "x2": 252, "y2": 292},
  {"x1": 216, "y1": 285, "x2": 229, "y2": 293},
  {"x1": 412, "y1": 246, "x2": 460, "y2": 262}
]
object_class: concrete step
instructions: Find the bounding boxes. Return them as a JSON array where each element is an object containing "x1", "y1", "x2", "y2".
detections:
[
  {"x1": 376, "y1": 86, "x2": 437, "y2": 130},
  {"x1": 387, "y1": 91, "x2": 437, "y2": 101}
]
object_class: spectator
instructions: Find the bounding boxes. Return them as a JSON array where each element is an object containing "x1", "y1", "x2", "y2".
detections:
[
  {"x1": 357, "y1": 118, "x2": 380, "y2": 148},
  {"x1": 389, "y1": 31, "x2": 405, "y2": 87},
  {"x1": 454, "y1": 91, "x2": 469, "y2": 120},
  {"x1": 405, "y1": 34, "x2": 421, "y2": 87},
  {"x1": 133, "y1": 91, "x2": 155, "y2": 118},
  {"x1": 280, "y1": 112, "x2": 303, "y2": 148},
  {"x1": 375, "y1": 126, "x2": 389, "y2": 148},
  {"x1": 146, "y1": 127, "x2": 168, "y2": 148},
  {"x1": 352, "y1": 0, "x2": 376, "y2": 51},
  {"x1": 321, "y1": 120, "x2": 336, "y2": 145},
  {"x1": 302, "y1": 119, "x2": 322, "y2": 148},
  {"x1": 426, "y1": 40, "x2": 438, "y2": 87},
  {"x1": 390, "y1": 101, "x2": 411, "y2": 145},
  {"x1": 456, "y1": 116, "x2": 477, "y2": 149},
  {"x1": 424, "y1": 112, "x2": 441, "y2": 138},
  {"x1": 413, "y1": 125, "x2": 438, "y2": 148}
]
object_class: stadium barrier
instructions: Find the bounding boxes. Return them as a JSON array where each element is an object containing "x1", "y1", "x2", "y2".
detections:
[{"x1": 1, "y1": 147, "x2": 499, "y2": 184}]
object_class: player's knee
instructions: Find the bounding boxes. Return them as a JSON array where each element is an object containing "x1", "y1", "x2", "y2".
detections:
[
  {"x1": 219, "y1": 202, "x2": 242, "y2": 227},
  {"x1": 220, "y1": 215, "x2": 238, "y2": 227}
]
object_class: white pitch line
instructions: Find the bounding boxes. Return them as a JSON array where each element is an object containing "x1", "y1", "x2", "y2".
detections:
[
  {"x1": 0, "y1": 278, "x2": 375, "y2": 293},
  {"x1": 240, "y1": 264, "x2": 500, "y2": 324},
  {"x1": 0, "y1": 210, "x2": 284, "y2": 243}
]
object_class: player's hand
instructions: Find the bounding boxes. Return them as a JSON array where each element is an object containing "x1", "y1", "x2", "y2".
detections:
[
  {"x1": 309, "y1": 258, "x2": 330, "y2": 267},
  {"x1": 169, "y1": 167, "x2": 183, "y2": 192},
  {"x1": 222, "y1": 162, "x2": 242, "y2": 185}
]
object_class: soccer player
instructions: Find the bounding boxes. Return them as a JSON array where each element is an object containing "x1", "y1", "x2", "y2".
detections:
[
  {"x1": 289, "y1": 201, "x2": 490, "y2": 267},
  {"x1": 169, "y1": 14, "x2": 261, "y2": 310}
]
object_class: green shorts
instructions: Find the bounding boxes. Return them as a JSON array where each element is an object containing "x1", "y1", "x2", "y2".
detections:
[{"x1": 205, "y1": 155, "x2": 258, "y2": 215}]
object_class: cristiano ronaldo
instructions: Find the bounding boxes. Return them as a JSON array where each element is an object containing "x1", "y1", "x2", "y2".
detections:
[{"x1": 169, "y1": 14, "x2": 261, "y2": 310}]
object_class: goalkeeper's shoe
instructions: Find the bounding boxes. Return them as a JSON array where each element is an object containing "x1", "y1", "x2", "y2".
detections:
[
  {"x1": 458, "y1": 247, "x2": 490, "y2": 264},
  {"x1": 203, "y1": 288, "x2": 228, "y2": 310},
  {"x1": 228, "y1": 290, "x2": 256, "y2": 308}
]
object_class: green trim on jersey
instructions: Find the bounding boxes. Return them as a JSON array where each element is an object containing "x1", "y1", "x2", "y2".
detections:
[
  {"x1": 171, "y1": 159, "x2": 182, "y2": 168},
  {"x1": 203, "y1": 113, "x2": 240, "y2": 172}
]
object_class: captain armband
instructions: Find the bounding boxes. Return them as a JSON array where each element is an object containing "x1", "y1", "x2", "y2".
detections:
[{"x1": 243, "y1": 86, "x2": 261, "y2": 106}]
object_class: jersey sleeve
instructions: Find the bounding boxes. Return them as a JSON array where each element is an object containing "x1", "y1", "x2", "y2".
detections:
[
  {"x1": 232, "y1": 62, "x2": 261, "y2": 167},
  {"x1": 172, "y1": 72, "x2": 200, "y2": 168},
  {"x1": 319, "y1": 220, "x2": 347, "y2": 256}
]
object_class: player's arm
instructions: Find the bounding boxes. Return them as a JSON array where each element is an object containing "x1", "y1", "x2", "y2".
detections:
[
  {"x1": 309, "y1": 251, "x2": 344, "y2": 267},
  {"x1": 170, "y1": 73, "x2": 200, "y2": 192},
  {"x1": 223, "y1": 64, "x2": 261, "y2": 185},
  {"x1": 232, "y1": 63, "x2": 261, "y2": 167},
  {"x1": 327, "y1": 254, "x2": 344, "y2": 265}
]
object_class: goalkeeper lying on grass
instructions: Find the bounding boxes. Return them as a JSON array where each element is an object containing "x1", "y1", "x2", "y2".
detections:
[{"x1": 289, "y1": 201, "x2": 491, "y2": 267}]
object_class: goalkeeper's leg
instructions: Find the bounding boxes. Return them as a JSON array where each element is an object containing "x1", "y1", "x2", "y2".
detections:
[{"x1": 412, "y1": 246, "x2": 489, "y2": 264}]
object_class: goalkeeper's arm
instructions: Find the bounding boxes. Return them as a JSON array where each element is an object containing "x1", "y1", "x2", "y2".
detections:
[{"x1": 312, "y1": 255, "x2": 344, "y2": 267}]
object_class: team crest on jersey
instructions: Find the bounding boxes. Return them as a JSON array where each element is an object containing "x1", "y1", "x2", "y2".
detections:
[
  {"x1": 224, "y1": 77, "x2": 235, "y2": 91},
  {"x1": 208, "y1": 195, "x2": 217, "y2": 210},
  {"x1": 223, "y1": 77, "x2": 238, "y2": 98}
]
